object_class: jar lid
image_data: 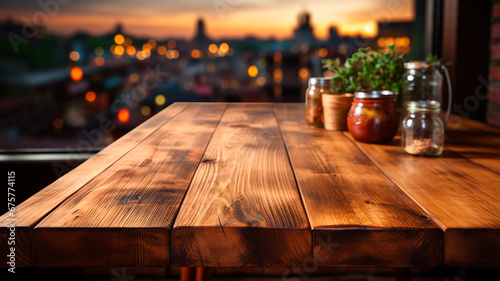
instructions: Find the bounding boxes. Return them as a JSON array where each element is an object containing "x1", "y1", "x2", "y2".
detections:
[
  {"x1": 354, "y1": 91, "x2": 397, "y2": 99},
  {"x1": 404, "y1": 61, "x2": 440, "y2": 69},
  {"x1": 308, "y1": 77, "x2": 334, "y2": 86},
  {"x1": 406, "y1": 100, "x2": 441, "y2": 111}
]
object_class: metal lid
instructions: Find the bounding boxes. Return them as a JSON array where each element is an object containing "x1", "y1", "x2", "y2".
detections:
[
  {"x1": 406, "y1": 100, "x2": 441, "y2": 111},
  {"x1": 404, "y1": 61, "x2": 440, "y2": 70},
  {"x1": 354, "y1": 91, "x2": 397, "y2": 99},
  {"x1": 308, "y1": 77, "x2": 334, "y2": 86}
]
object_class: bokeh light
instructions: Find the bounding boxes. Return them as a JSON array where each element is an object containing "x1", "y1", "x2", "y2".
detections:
[
  {"x1": 114, "y1": 34, "x2": 125, "y2": 45},
  {"x1": 167, "y1": 40, "x2": 176, "y2": 49},
  {"x1": 141, "y1": 106, "x2": 151, "y2": 116},
  {"x1": 114, "y1": 45, "x2": 125, "y2": 55},
  {"x1": 219, "y1": 43, "x2": 229, "y2": 53},
  {"x1": 85, "y1": 91, "x2": 96, "y2": 102},
  {"x1": 191, "y1": 49, "x2": 201, "y2": 59},
  {"x1": 69, "y1": 51, "x2": 80, "y2": 61},
  {"x1": 208, "y1": 44, "x2": 218, "y2": 54},
  {"x1": 157, "y1": 46, "x2": 167, "y2": 55},
  {"x1": 126, "y1": 46, "x2": 136, "y2": 56},
  {"x1": 117, "y1": 108, "x2": 130, "y2": 123},
  {"x1": 318, "y1": 48, "x2": 328, "y2": 57},
  {"x1": 248, "y1": 65, "x2": 258, "y2": 77},
  {"x1": 70, "y1": 66, "x2": 83, "y2": 81},
  {"x1": 94, "y1": 56, "x2": 105, "y2": 66},
  {"x1": 155, "y1": 95, "x2": 166, "y2": 106}
]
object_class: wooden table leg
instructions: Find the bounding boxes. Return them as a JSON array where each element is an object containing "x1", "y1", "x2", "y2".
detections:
[
  {"x1": 180, "y1": 267, "x2": 196, "y2": 281},
  {"x1": 395, "y1": 268, "x2": 411, "y2": 281},
  {"x1": 196, "y1": 267, "x2": 210, "y2": 281}
]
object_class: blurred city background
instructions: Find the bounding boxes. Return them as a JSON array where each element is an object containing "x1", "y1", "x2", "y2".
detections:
[{"x1": 0, "y1": 0, "x2": 422, "y2": 149}]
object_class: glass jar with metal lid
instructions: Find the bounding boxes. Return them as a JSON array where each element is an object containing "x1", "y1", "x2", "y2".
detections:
[
  {"x1": 402, "y1": 61, "x2": 452, "y2": 124},
  {"x1": 347, "y1": 91, "x2": 399, "y2": 143},
  {"x1": 402, "y1": 100, "x2": 444, "y2": 156},
  {"x1": 305, "y1": 77, "x2": 335, "y2": 127}
]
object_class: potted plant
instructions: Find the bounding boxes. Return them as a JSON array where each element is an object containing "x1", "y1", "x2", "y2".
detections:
[{"x1": 321, "y1": 44, "x2": 405, "y2": 133}]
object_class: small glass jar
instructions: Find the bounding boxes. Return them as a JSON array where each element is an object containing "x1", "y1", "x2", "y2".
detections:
[
  {"x1": 305, "y1": 77, "x2": 335, "y2": 127},
  {"x1": 402, "y1": 61, "x2": 452, "y2": 124},
  {"x1": 402, "y1": 100, "x2": 444, "y2": 156},
  {"x1": 347, "y1": 91, "x2": 399, "y2": 143}
]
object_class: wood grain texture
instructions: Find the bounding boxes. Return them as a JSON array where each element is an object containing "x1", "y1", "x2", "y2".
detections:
[
  {"x1": 33, "y1": 103, "x2": 227, "y2": 267},
  {"x1": 0, "y1": 103, "x2": 188, "y2": 267},
  {"x1": 173, "y1": 103, "x2": 310, "y2": 268},
  {"x1": 446, "y1": 115, "x2": 500, "y2": 174},
  {"x1": 346, "y1": 134, "x2": 500, "y2": 268},
  {"x1": 274, "y1": 103, "x2": 442, "y2": 267}
]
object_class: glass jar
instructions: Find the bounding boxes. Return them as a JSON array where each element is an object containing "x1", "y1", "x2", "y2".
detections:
[
  {"x1": 305, "y1": 77, "x2": 335, "y2": 127},
  {"x1": 347, "y1": 91, "x2": 399, "y2": 143},
  {"x1": 402, "y1": 100, "x2": 444, "y2": 156},
  {"x1": 402, "y1": 61, "x2": 452, "y2": 124}
]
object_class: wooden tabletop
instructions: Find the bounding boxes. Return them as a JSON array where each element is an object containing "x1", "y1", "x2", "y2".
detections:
[{"x1": 1, "y1": 103, "x2": 499, "y2": 269}]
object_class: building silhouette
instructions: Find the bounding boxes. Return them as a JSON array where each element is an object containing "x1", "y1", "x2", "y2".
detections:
[
  {"x1": 293, "y1": 11, "x2": 315, "y2": 46},
  {"x1": 192, "y1": 18, "x2": 211, "y2": 50}
]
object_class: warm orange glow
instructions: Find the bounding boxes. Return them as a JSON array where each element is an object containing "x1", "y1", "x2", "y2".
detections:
[
  {"x1": 129, "y1": 73, "x2": 139, "y2": 83},
  {"x1": 385, "y1": 37, "x2": 395, "y2": 45},
  {"x1": 227, "y1": 48, "x2": 234, "y2": 56},
  {"x1": 338, "y1": 21, "x2": 378, "y2": 38},
  {"x1": 143, "y1": 43, "x2": 152, "y2": 53},
  {"x1": 208, "y1": 43, "x2": 218, "y2": 54},
  {"x1": 157, "y1": 46, "x2": 167, "y2": 55},
  {"x1": 70, "y1": 66, "x2": 83, "y2": 81},
  {"x1": 110, "y1": 45, "x2": 116, "y2": 54},
  {"x1": 318, "y1": 48, "x2": 328, "y2": 57},
  {"x1": 125, "y1": 37, "x2": 133, "y2": 45},
  {"x1": 273, "y1": 52, "x2": 282, "y2": 63},
  {"x1": 136, "y1": 51, "x2": 146, "y2": 60},
  {"x1": 191, "y1": 49, "x2": 201, "y2": 59},
  {"x1": 273, "y1": 69, "x2": 283, "y2": 83},
  {"x1": 69, "y1": 51, "x2": 80, "y2": 61},
  {"x1": 377, "y1": 37, "x2": 386, "y2": 47},
  {"x1": 53, "y1": 118, "x2": 64, "y2": 129},
  {"x1": 114, "y1": 45, "x2": 125, "y2": 55},
  {"x1": 166, "y1": 49, "x2": 179, "y2": 59},
  {"x1": 148, "y1": 39, "x2": 157, "y2": 49},
  {"x1": 117, "y1": 109, "x2": 130, "y2": 123},
  {"x1": 126, "y1": 45, "x2": 136, "y2": 56},
  {"x1": 167, "y1": 40, "x2": 176, "y2": 49},
  {"x1": 85, "y1": 91, "x2": 96, "y2": 102},
  {"x1": 299, "y1": 68, "x2": 309, "y2": 79},
  {"x1": 114, "y1": 34, "x2": 125, "y2": 44},
  {"x1": 219, "y1": 43, "x2": 229, "y2": 53},
  {"x1": 248, "y1": 65, "x2": 258, "y2": 77},
  {"x1": 217, "y1": 49, "x2": 226, "y2": 57},
  {"x1": 94, "y1": 56, "x2": 105, "y2": 66}
]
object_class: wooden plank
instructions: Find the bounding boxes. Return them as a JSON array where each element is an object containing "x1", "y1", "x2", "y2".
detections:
[
  {"x1": 173, "y1": 103, "x2": 311, "y2": 267},
  {"x1": 274, "y1": 103, "x2": 442, "y2": 267},
  {"x1": 345, "y1": 134, "x2": 500, "y2": 268},
  {"x1": 446, "y1": 115, "x2": 500, "y2": 174},
  {"x1": 33, "y1": 103, "x2": 227, "y2": 267},
  {"x1": 0, "y1": 103, "x2": 188, "y2": 267}
]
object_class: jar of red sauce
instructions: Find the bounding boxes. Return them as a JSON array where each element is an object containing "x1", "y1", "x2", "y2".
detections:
[{"x1": 347, "y1": 91, "x2": 399, "y2": 143}]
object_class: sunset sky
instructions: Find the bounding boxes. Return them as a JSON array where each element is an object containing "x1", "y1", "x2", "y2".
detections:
[{"x1": 1, "y1": 0, "x2": 414, "y2": 40}]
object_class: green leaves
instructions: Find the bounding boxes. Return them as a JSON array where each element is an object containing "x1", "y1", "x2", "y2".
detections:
[{"x1": 323, "y1": 45, "x2": 405, "y2": 94}]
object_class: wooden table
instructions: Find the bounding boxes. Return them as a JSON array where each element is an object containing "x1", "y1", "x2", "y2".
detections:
[{"x1": 2, "y1": 103, "x2": 500, "y2": 274}]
